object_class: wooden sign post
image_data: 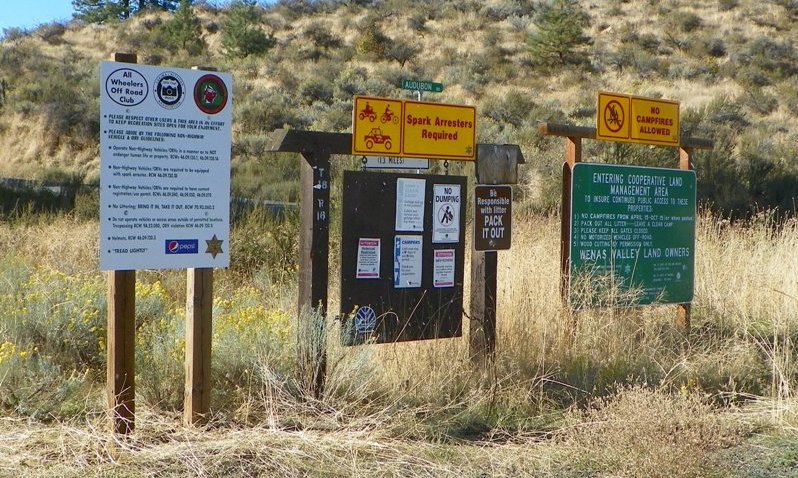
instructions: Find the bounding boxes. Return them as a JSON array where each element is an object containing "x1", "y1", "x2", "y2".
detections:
[
  {"x1": 106, "y1": 52, "x2": 138, "y2": 435},
  {"x1": 538, "y1": 121, "x2": 711, "y2": 335},
  {"x1": 104, "y1": 55, "x2": 230, "y2": 431},
  {"x1": 268, "y1": 129, "x2": 350, "y2": 397},
  {"x1": 470, "y1": 144, "x2": 524, "y2": 366}
]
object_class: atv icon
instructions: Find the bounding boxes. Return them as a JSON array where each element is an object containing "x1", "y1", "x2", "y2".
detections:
[
  {"x1": 359, "y1": 102, "x2": 376, "y2": 122},
  {"x1": 364, "y1": 128, "x2": 392, "y2": 150}
]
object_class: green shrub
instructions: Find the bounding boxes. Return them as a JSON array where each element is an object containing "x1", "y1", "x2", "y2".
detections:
[
  {"x1": 134, "y1": 281, "x2": 184, "y2": 410},
  {"x1": 718, "y1": 0, "x2": 738, "y2": 10},
  {"x1": 741, "y1": 88, "x2": 778, "y2": 116},
  {"x1": 37, "y1": 21, "x2": 67, "y2": 45},
  {"x1": 355, "y1": 25, "x2": 391, "y2": 60},
  {"x1": 298, "y1": 77, "x2": 334, "y2": 105},
  {"x1": 221, "y1": 0, "x2": 275, "y2": 58},
  {"x1": 482, "y1": 91, "x2": 537, "y2": 128},
  {"x1": 229, "y1": 207, "x2": 299, "y2": 281},
  {"x1": 671, "y1": 11, "x2": 702, "y2": 32},
  {"x1": 387, "y1": 40, "x2": 419, "y2": 68},
  {"x1": 160, "y1": 0, "x2": 205, "y2": 54},
  {"x1": 527, "y1": 0, "x2": 592, "y2": 68}
]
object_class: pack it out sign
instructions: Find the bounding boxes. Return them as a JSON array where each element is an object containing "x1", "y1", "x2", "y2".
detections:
[{"x1": 105, "y1": 68, "x2": 148, "y2": 107}]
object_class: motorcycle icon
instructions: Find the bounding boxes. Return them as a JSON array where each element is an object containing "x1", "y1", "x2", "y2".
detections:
[{"x1": 380, "y1": 105, "x2": 399, "y2": 124}]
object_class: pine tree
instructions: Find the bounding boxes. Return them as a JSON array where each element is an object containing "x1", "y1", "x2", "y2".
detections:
[
  {"x1": 527, "y1": 0, "x2": 592, "y2": 68},
  {"x1": 220, "y1": 0, "x2": 275, "y2": 58},
  {"x1": 72, "y1": 0, "x2": 178, "y2": 23},
  {"x1": 164, "y1": 0, "x2": 204, "y2": 53}
]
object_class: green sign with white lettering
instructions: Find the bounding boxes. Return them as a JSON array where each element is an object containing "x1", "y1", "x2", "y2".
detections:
[
  {"x1": 401, "y1": 79, "x2": 443, "y2": 93},
  {"x1": 570, "y1": 163, "x2": 696, "y2": 307}
]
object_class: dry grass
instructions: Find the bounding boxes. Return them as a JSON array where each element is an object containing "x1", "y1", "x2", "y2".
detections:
[
  {"x1": 0, "y1": 389, "x2": 752, "y2": 477},
  {"x1": 1, "y1": 211, "x2": 798, "y2": 475}
]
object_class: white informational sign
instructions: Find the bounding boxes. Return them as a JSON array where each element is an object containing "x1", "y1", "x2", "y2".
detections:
[
  {"x1": 363, "y1": 156, "x2": 430, "y2": 170},
  {"x1": 99, "y1": 62, "x2": 232, "y2": 271},
  {"x1": 432, "y1": 184, "x2": 461, "y2": 243},
  {"x1": 395, "y1": 178, "x2": 426, "y2": 232},
  {"x1": 433, "y1": 249, "x2": 455, "y2": 288},
  {"x1": 393, "y1": 235, "x2": 423, "y2": 288},
  {"x1": 356, "y1": 238, "x2": 380, "y2": 279}
]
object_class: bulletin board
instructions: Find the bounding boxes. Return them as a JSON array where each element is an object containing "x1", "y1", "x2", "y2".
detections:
[{"x1": 340, "y1": 171, "x2": 467, "y2": 345}]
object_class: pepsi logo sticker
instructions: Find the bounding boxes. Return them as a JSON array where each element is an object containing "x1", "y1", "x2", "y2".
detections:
[{"x1": 165, "y1": 239, "x2": 199, "y2": 255}]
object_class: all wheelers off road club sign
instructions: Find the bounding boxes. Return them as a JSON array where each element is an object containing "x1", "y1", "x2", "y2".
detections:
[{"x1": 99, "y1": 61, "x2": 233, "y2": 271}]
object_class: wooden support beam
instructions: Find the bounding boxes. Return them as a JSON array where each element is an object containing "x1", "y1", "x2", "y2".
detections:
[
  {"x1": 470, "y1": 144, "x2": 522, "y2": 367},
  {"x1": 184, "y1": 268, "x2": 213, "y2": 425},
  {"x1": 107, "y1": 270, "x2": 136, "y2": 434},
  {"x1": 182, "y1": 65, "x2": 220, "y2": 425},
  {"x1": 269, "y1": 129, "x2": 351, "y2": 155},
  {"x1": 107, "y1": 52, "x2": 137, "y2": 435},
  {"x1": 561, "y1": 137, "x2": 582, "y2": 340},
  {"x1": 298, "y1": 152, "x2": 331, "y2": 398},
  {"x1": 538, "y1": 122, "x2": 714, "y2": 150},
  {"x1": 677, "y1": 146, "x2": 694, "y2": 334},
  {"x1": 470, "y1": 250, "x2": 497, "y2": 364}
]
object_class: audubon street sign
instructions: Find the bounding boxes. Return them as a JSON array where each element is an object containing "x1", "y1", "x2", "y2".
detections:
[
  {"x1": 570, "y1": 163, "x2": 696, "y2": 306},
  {"x1": 401, "y1": 79, "x2": 443, "y2": 93}
]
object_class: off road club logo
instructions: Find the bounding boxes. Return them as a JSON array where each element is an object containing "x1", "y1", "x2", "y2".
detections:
[
  {"x1": 194, "y1": 74, "x2": 227, "y2": 114},
  {"x1": 154, "y1": 72, "x2": 185, "y2": 109}
]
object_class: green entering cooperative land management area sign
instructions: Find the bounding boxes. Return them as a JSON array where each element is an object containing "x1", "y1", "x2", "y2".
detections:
[{"x1": 570, "y1": 163, "x2": 696, "y2": 306}]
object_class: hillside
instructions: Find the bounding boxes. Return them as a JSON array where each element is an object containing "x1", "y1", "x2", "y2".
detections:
[
  {"x1": 4, "y1": 2, "x2": 798, "y2": 475},
  {"x1": 1, "y1": 0, "x2": 797, "y2": 214}
]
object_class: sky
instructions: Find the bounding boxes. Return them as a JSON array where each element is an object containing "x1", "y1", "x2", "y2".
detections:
[{"x1": 0, "y1": 0, "x2": 77, "y2": 33}]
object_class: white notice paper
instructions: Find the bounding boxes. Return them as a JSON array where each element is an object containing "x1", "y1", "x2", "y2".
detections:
[
  {"x1": 395, "y1": 178, "x2": 426, "y2": 231},
  {"x1": 394, "y1": 235, "x2": 423, "y2": 288},
  {"x1": 432, "y1": 184, "x2": 461, "y2": 243},
  {"x1": 433, "y1": 249, "x2": 455, "y2": 288},
  {"x1": 356, "y1": 238, "x2": 380, "y2": 279}
]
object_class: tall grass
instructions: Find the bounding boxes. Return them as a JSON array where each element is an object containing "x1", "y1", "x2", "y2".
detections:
[{"x1": 0, "y1": 209, "x2": 796, "y2": 474}]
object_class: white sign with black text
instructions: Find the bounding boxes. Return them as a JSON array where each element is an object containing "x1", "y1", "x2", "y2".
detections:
[
  {"x1": 356, "y1": 238, "x2": 380, "y2": 279},
  {"x1": 99, "y1": 61, "x2": 232, "y2": 270},
  {"x1": 433, "y1": 249, "x2": 455, "y2": 288},
  {"x1": 432, "y1": 184, "x2": 460, "y2": 243},
  {"x1": 395, "y1": 177, "x2": 426, "y2": 232},
  {"x1": 393, "y1": 235, "x2": 423, "y2": 288},
  {"x1": 362, "y1": 156, "x2": 430, "y2": 170}
]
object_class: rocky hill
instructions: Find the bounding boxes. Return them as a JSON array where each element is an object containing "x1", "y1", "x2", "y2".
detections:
[{"x1": 0, "y1": 0, "x2": 796, "y2": 215}]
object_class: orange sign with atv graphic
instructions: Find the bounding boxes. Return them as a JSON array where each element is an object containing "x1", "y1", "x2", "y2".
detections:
[
  {"x1": 352, "y1": 96, "x2": 403, "y2": 156},
  {"x1": 352, "y1": 95, "x2": 476, "y2": 161}
]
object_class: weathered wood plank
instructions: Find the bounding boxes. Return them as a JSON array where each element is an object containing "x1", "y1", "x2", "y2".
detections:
[
  {"x1": 269, "y1": 129, "x2": 351, "y2": 155},
  {"x1": 185, "y1": 268, "x2": 213, "y2": 425},
  {"x1": 107, "y1": 270, "x2": 136, "y2": 434},
  {"x1": 538, "y1": 122, "x2": 713, "y2": 150}
]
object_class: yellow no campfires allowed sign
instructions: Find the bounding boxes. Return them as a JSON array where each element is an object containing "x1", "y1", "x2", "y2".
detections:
[{"x1": 597, "y1": 91, "x2": 680, "y2": 146}]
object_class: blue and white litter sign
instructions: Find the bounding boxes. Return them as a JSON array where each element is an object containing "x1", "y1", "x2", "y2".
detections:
[{"x1": 393, "y1": 235, "x2": 423, "y2": 288}]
